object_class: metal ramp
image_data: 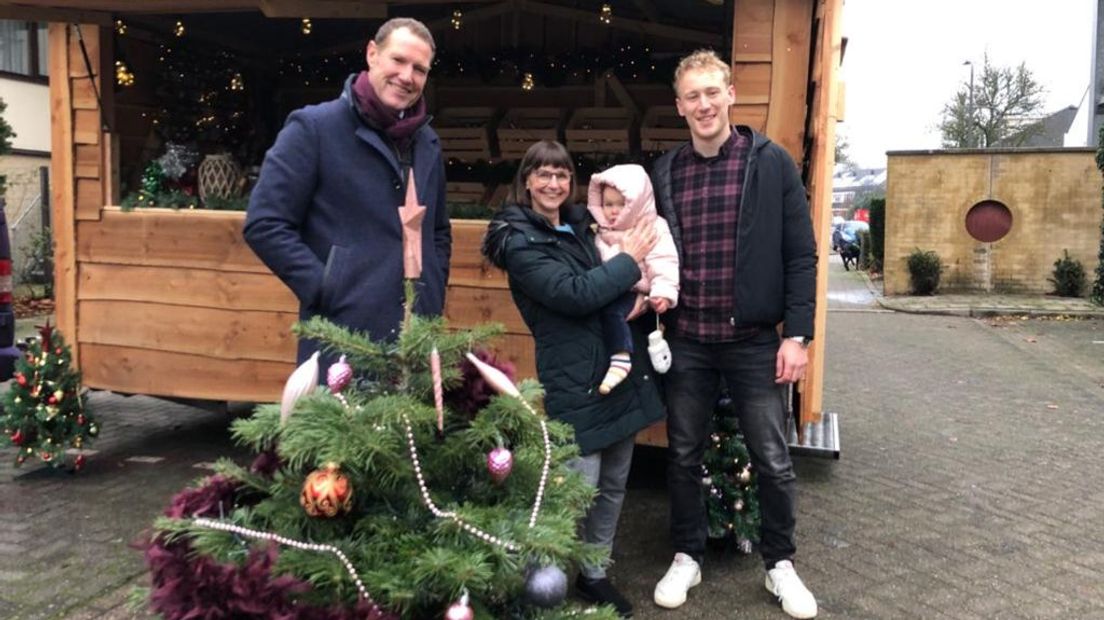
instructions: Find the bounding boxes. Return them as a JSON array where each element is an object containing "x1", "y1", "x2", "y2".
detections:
[{"x1": 787, "y1": 388, "x2": 840, "y2": 459}]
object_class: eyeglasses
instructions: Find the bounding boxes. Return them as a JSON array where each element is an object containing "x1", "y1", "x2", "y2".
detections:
[{"x1": 532, "y1": 169, "x2": 572, "y2": 184}]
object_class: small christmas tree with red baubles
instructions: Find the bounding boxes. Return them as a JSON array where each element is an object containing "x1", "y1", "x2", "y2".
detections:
[{"x1": 1, "y1": 322, "x2": 97, "y2": 469}]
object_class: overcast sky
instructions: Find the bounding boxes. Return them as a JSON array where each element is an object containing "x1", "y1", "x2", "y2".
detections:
[{"x1": 840, "y1": 0, "x2": 1096, "y2": 168}]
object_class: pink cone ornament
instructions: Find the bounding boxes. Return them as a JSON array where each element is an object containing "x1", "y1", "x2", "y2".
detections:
[
  {"x1": 464, "y1": 352, "x2": 520, "y2": 398},
  {"x1": 487, "y1": 446, "x2": 514, "y2": 484},
  {"x1": 430, "y1": 348, "x2": 445, "y2": 433},
  {"x1": 398, "y1": 169, "x2": 426, "y2": 279},
  {"x1": 327, "y1": 355, "x2": 353, "y2": 393},
  {"x1": 280, "y1": 351, "x2": 319, "y2": 425}
]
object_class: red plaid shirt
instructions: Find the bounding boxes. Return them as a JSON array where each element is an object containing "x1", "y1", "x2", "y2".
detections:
[{"x1": 670, "y1": 127, "x2": 752, "y2": 341}]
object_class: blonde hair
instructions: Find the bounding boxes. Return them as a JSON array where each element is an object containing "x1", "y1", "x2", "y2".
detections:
[{"x1": 672, "y1": 49, "x2": 731, "y2": 92}]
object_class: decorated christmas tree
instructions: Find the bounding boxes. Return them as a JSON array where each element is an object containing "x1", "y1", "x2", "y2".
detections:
[
  {"x1": 1, "y1": 322, "x2": 97, "y2": 469},
  {"x1": 703, "y1": 392, "x2": 760, "y2": 554},
  {"x1": 142, "y1": 291, "x2": 621, "y2": 619}
]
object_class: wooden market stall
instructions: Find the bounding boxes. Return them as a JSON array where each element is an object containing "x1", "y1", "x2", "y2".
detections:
[{"x1": 2, "y1": 0, "x2": 842, "y2": 454}]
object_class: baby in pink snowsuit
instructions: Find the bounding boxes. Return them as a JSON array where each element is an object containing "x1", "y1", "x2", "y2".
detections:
[{"x1": 587, "y1": 163, "x2": 679, "y2": 394}]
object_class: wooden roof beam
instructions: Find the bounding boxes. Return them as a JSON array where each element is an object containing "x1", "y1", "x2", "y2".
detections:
[
  {"x1": 0, "y1": 0, "x2": 256, "y2": 13},
  {"x1": 259, "y1": 0, "x2": 386, "y2": 18},
  {"x1": 426, "y1": 1, "x2": 512, "y2": 31},
  {"x1": 630, "y1": 0, "x2": 661, "y2": 23},
  {"x1": 515, "y1": 0, "x2": 722, "y2": 46},
  {"x1": 0, "y1": 4, "x2": 110, "y2": 24}
]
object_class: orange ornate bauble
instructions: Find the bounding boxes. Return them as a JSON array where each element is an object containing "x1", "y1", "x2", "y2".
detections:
[{"x1": 300, "y1": 463, "x2": 353, "y2": 517}]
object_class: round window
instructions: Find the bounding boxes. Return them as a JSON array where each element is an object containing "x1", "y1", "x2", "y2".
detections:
[{"x1": 965, "y1": 200, "x2": 1013, "y2": 243}]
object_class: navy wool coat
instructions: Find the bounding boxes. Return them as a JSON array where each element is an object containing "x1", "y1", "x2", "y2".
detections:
[{"x1": 244, "y1": 75, "x2": 451, "y2": 363}]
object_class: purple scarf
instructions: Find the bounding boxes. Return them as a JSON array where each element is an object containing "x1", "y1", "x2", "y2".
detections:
[{"x1": 352, "y1": 70, "x2": 427, "y2": 147}]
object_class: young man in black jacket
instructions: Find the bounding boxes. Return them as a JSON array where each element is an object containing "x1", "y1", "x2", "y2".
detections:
[{"x1": 649, "y1": 50, "x2": 818, "y2": 620}]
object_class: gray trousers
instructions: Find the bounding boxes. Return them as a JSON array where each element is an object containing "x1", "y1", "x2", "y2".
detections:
[{"x1": 568, "y1": 434, "x2": 636, "y2": 579}]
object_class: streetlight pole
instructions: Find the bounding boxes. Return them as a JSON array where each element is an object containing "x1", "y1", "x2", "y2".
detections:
[{"x1": 963, "y1": 60, "x2": 975, "y2": 147}]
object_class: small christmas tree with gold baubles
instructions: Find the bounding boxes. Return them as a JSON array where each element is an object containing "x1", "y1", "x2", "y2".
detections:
[
  {"x1": 141, "y1": 175, "x2": 621, "y2": 619},
  {"x1": 1, "y1": 322, "x2": 97, "y2": 469},
  {"x1": 704, "y1": 391, "x2": 760, "y2": 555}
]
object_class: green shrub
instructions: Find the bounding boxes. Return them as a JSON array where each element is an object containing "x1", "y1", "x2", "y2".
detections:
[
  {"x1": 907, "y1": 248, "x2": 942, "y2": 295},
  {"x1": 1049, "y1": 250, "x2": 1086, "y2": 297},
  {"x1": 447, "y1": 202, "x2": 496, "y2": 220},
  {"x1": 858, "y1": 229, "x2": 873, "y2": 271},
  {"x1": 868, "y1": 198, "x2": 885, "y2": 269}
]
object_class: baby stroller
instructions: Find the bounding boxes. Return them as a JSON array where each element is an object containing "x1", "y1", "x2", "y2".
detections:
[{"x1": 831, "y1": 220, "x2": 866, "y2": 271}]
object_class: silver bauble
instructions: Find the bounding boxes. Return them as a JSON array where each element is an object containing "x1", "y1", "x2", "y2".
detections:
[{"x1": 524, "y1": 565, "x2": 568, "y2": 608}]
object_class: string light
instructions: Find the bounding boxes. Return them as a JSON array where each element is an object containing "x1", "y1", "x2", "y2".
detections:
[
  {"x1": 599, "y1": 4, "x2": 612, "y2": 24},
  {"x1": 228, "y1": 72, "x2": 244, "y2": 91},
  {"x1": 114, "y1": 60, "x2": 134, "y2": 87},
  {"x1": 173, "y1": 20, "x2": 185, "y2": 37},
  {"x1": 521, "y1": 72, "x2": 535, "y2": 91},
  {"x1": 451, "y1": 10, "x2": 463, "y2": 30},
  {"x1": 300, "y1": 17, "x2": 312, "y2": 35},
  {"x1": 114, "y1": 19, "x2": 126, "y2": 35}
]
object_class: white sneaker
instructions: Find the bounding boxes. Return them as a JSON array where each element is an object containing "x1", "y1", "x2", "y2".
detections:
[
  {"x1": 653, "y1": 552, "x2": 701, "y2": 609},
  {"x1": 647, "y1": 330, "x2": 672, "y2": 374},
  {"x1": 765, "y1": 560, "x2": 818, "y2": 619}
]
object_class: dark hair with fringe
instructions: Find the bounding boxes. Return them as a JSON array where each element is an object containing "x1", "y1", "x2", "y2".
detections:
[{"x1": 506, "y1": 140, "x2": 577, "y2": 208}]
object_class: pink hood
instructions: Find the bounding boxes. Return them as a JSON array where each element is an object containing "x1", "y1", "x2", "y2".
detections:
[
  {"x1": 586, "y1": 164, "x2": 656, "y2": 236},
  {"x1": 585, "y1": 163, "x2": 679, "y2": 312}
]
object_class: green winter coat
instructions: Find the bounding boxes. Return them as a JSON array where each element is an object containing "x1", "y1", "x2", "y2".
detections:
[{"x1": 483, "y1": 204, "x2": 666, "y2": 454}]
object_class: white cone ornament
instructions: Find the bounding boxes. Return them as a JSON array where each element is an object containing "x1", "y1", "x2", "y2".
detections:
[
  {"x1": 280, "y1": 351, "x2": 320, "y2": 425},
  {"x1": 464, "y1": 352, "x2": 520, "y2": 397},
  {"x1": 445, "y1": 591, "x2": 474, "y2": 620},
  {"x1": 647, "y1": 329, "x2": 672, "y2": 374},
  {"x1": 326, "y1": 355, "x2": 353, "y2": 393}
]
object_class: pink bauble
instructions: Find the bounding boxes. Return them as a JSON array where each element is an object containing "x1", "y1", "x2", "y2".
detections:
[
  {"x1": 327, "y1": 355, "x2": 353, "y2": 393},
  {"x1": 445, "y1": 600, "x2": 474, "y2": 620},
  {"x1": 487, "y1": 446, "x2": 514, "y2": 484}
]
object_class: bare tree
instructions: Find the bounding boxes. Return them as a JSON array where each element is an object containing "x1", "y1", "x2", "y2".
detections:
[{"x1": 939, "y1": 55, "x2": 1046, "y2": 148}]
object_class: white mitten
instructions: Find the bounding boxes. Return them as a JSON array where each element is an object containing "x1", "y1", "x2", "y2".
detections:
[{"x1": 648, "y1": 329, "x2": 672, "y2": 374}]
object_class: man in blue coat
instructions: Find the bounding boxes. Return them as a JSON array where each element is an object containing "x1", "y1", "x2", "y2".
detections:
[{"x1": 244, "y1": 17, "x2": 451, "y2": 364}]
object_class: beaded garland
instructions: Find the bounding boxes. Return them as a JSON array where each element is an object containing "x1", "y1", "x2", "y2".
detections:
[
  {"x1": 192, "y1": 517, "x2": 383, "y2": 612},
  {"x1": 402, "y1": 397, "x2": 552, "y2": 551}
]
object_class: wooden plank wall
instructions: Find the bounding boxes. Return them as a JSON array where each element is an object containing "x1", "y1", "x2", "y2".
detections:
[
  {"x1": 445, "y1": 221, "x2": 536, "y2": 379},
  {"x1": 75, "y1": 209, "x2": 299, "y2": 401},
  {"x1": 731, "y1": 0, "x2": 814, "y2": 165},
  {"x1": 50, "y1": 23, "x2": 112, "y2": 357}
]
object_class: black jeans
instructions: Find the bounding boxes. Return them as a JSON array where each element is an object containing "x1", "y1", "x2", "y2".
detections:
[{"x1": 665, "y1": 329, "x2": 797, "y2": 568}]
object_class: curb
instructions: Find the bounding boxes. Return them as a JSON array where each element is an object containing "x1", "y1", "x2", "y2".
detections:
[{"x1": 876, "y1": 298, "x2": 1104, "y2": 319}]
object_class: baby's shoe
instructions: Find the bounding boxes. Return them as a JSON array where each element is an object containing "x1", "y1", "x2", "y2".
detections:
[{"x1": 648, "y1": 330, "x2": 671, "y2": 374}]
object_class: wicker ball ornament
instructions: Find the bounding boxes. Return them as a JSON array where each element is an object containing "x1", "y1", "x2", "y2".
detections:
[
  {"x1": 300, "y1": 463, "x2": 353, "y2": 517},
  {"x1": 197, "y1": 153, "x2": 242, "y2": 201}
]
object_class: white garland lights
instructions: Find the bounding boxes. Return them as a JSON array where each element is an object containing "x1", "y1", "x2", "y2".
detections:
[{"x1": 192, "y1": 517, "x2": 382, "y2": 610}]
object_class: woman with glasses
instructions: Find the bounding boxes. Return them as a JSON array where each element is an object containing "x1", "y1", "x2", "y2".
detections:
[{"x1": 482, "y1": 140, "x2": 664, "y2": 618}]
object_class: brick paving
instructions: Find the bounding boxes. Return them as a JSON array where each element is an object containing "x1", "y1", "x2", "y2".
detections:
[{"x1": 0, "y1": 257, "x2": 1102, "y2": 618}]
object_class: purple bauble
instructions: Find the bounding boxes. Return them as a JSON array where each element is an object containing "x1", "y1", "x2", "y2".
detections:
[
  {"x1": 487, "y1": 446, "x2": 513, "y2": 484},
  {"x1": 327, "y1": 355, "x2": 353, "y2": 393}
]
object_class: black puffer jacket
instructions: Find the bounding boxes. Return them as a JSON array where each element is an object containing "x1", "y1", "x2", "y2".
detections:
[
  {"x1": 651, "y1": 128, "x2": 817, "y2": 339},
  {"x1": 483, "y1": 204, "x2": 666, "y2": 454}
]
